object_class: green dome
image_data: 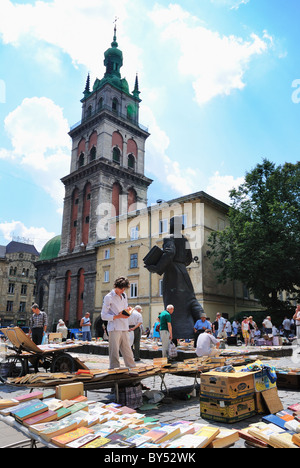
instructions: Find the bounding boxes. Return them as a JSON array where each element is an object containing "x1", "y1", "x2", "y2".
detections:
[{"x1": 39, "y1": 235, "x2": 61, "y2": 261}]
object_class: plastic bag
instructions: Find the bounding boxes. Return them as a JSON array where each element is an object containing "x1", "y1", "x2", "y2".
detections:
[
  {"x1": 168, "y1": 341, "x2": 177, "y2": 358},
  {"x1": 41, "y1": 333, "x2": 48, "y2": 345}
]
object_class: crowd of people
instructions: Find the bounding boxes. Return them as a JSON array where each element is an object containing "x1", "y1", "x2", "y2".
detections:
[{"x1": 18, "y1": 282, "x2": 300, "y2": 370}]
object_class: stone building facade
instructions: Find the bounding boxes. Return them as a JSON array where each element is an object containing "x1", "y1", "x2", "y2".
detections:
[{"x1": 0, "y1": 241, "x2": 39, "y2": 327}]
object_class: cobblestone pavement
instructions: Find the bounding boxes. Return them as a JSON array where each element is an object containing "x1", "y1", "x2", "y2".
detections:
[{"x1": 0, "y1": 344, "x2": 300, "y2": 448}]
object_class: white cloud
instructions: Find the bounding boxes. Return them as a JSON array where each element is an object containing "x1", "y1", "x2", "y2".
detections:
[
  {"x1": 0, "y1": 0, "x2": 141, "y2": 85},
  {"x1": 141, "y1": 105, "x2": 201, "y2": 196},
  {"x1": 0, "y1": 221, "x2": 55, "y2": 252},
  {"x1": 0, "y1": 97, "x2": 71, "y2": 209},
  {"x1": 210, "y1": 0, "x2": 250, "y2": 9},
  {"x1": 148, "y1": 3, "x2": 271, "y2": 104},
  {"x1": 205, "y1": 171, "x2": 244, "y2": 204}
]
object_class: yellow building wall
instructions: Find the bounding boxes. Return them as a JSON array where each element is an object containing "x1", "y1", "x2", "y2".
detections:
[{"x1": 94, "y1": 193, "x2": 263, "y2": 333}]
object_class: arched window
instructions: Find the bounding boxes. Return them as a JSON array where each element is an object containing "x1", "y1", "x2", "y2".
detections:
[
  {"x1": 70, "y1": 188, "x2": 79, "y2": 252},
  {"x1": 76, "y1": 268, "x2": 85, "y2": 323},
  {"x1": 112, "y1": 147, "x2": 121, "y2": 164},
  {"x1": 86, "y1": 105, "x2": 92, "y2": 119},
  {"x1": 82, "y1": 182, "x2": 91, "y2": 246},
  {"x1": 127, "y1": 104, "x2": 134, "y2": 121},
  {"x1": 90, "y1": 146, "x2": 96, "y2": 162},
  {"x1": 64, "y1": 270, "x2": 71, "y2": 324},
  {"x1": 78, "y1": 152, "x2": 84, "y2": 167},
  {"x1": 128, "y1": 187, "x2": 137, "y2": 213},
  {"x1": 128, "y1": 154, "x2": 135, "y2": 170},
  {"x1": 112, "y1": 98, "x2": 119, "y2": 113},
  {"x1": 112, "y1": 182, "x2": 122, "y2": 217}
]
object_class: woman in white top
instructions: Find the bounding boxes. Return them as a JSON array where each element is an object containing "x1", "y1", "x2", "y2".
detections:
[{"x1": 101, "y1": 277, "x2": 135, "y2": 369}]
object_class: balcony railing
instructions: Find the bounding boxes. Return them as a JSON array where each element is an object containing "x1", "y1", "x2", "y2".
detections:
[{"x1": 70, "y1": 104, "x2": 149, "y2": 133}]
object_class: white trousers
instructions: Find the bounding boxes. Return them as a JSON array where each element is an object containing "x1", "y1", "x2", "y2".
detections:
[
  {"x1": 160, "y1": 330, "x2": 170, "y2": 357},
  {"x1": 108, "y1": 330, "x2": 135, "y2": 369}
]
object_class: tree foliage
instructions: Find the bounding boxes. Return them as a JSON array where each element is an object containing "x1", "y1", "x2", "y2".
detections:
[{"x1": 207, "y1": 159, "x2": 300, "y2": 312}]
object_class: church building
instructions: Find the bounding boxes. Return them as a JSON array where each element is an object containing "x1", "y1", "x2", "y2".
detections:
[{"x1": 36, "y1": 27, "x2": 152, "y2": 330}]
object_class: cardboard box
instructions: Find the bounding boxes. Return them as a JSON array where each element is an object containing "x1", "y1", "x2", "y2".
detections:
[
  {"x1": 49, "y1": 333, "x2": 62, "y2": 343},
  {"x1": 253, "y1": 369, "x2": 277, "y2": 392},
  {"x1": 200, "y1": 395, "x2": 256, "y2": 423},
  {"x1": 276, "y1": 372, "x2": 300, "y2": 389},
  {"x1": 56, "y1": 382, "x2": 84, "y2": 400},
  {"x1": 200, "y1": 371, "x2": 255, "y2": 400}
]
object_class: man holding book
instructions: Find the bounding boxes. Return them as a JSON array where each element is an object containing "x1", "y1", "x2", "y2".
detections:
[{"x1": 101, "y1": 277, "x2": 135, "y2": 369}]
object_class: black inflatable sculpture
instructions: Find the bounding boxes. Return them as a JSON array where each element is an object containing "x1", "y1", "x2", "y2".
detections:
[{"x1": 144, "y1": 216, "x2": 203, "y2": 340}]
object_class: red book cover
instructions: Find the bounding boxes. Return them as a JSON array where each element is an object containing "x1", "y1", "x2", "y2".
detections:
[
  {"x1": 23, "y1": 410, "x2": 58, "y2": 427},
  {"x1": 14, "y1": 391, "x2": 43, "y2": 402}
]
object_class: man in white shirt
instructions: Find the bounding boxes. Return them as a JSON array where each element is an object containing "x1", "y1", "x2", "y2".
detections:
[
  {"x1": 101, "y1": 277, "x2": 135, "y2": 369},
  {"x1": 262, "y1": 316, "x2": 273, "y2": 335},
  {"x1": 293, "y1": 305, "x2": 300, "y2": 344},
  {"x1": 196, "y1": 330, "x2": 220, "y2": 357},
  {"x1": 128, "y1": 305, "x2": 143, "y2": 361},
  {"x1": 216, "y1": 313, "x2": 227, "y2": 339}
]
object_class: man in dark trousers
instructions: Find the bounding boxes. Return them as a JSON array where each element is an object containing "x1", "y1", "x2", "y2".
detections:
[{"x1": 29, "y1": 304, "x2": 48, "y2": 345}]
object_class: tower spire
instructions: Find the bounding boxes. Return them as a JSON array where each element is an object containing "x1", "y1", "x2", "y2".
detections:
[
  {"x1": 133, "y1": 73, "x2": 141, "y2": 99},
  {"x1": 83, "y1": 72, "x2": 91, "y2": 98}
]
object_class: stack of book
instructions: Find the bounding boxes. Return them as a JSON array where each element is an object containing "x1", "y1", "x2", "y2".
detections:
[
  {"x1": 239, "y1": 403, "x2": 300, "y2": 448},
  {"x1": 0, "y1": 388, "x2": 244, "y2": 448}
]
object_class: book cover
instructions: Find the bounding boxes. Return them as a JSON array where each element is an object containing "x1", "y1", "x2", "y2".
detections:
[
  {"x1": 166, "y1": 435, "x2": 208, "y2": 448},
  {"x1": 292, "y1": 433, "x2": 300, "y2": 447},
  {"x1": 99, "y1": 439, "x2": 135, "y2": 448},
  {"x1": 288, "y1": 403, "x2": 300, "y2": 413},
  {"x1": 238, "y1": 428, "x2": 269, "y2": 448},
  {"x1": 0, "y1": 399, "x2": 19, "y2": 410},
  {"x1": 69, "y1": 402, "x2": 89, "y2": 414},
  {"x1": 14, "y1": 401, "x2": 48, "y2": 422},
  {"x1": 55, "y1": 407, "x2": 72, "y2": 420},
  {"x1": 194, "y1": 426, "x2": 220, "y2": 447},
  {"x1": 124, "y1": 433, "x2": 152, "y2": 447},
  {"x1": 106, "y1": 432, "x2": 125, "y2": 441},
  {"x1": 117, "y1": 428, "x2": 138, "y2": 439},
  {"x1": 121, "y1": 307, "x2": 133, "y2": 317},
  {"x1": 44, "y1": 398, "x2": 63, "y2": 412},
  {"x1": 144, "y1": 428, "x2": 168, "y2": 443},
  {"x1": 51, "y1": 427, "x2": 94, "y2": 447},
  {"x1": 284, "y1": 419, "x2": 300, "y2": 432},
  {"x1": 269, "y1": 432, "x2": 298, "y2": 449},
  {"x1": 0, "y1": 399, "x2": 41, "y2": 416},
  {"x1": 28, "y1": 421, "x2": 58, "y2": 435},
  {"x1": 248, "y1": 425, "x2": 285, "y2": 444},
  {"x1": 14, "y1": 391, "x2": 43, "y2": 403},
  {"x1": 36, "y1": 421, "x2": 79, "y2": 442},
  {"x1": 262, "y1": 414, "x2": 287, "y2": 429},
  {"x1": 23, "y1": 410, "x2": 58, "y2": 427},
  {"x1": 119, "y1": 406, "x2": 136, "y2": 415},
  {"x1": 208, "y1": 429, "x2": 240, "y2": 448},
  {"x1": 82, "y1": 436, "x2": 111, "y2": 448},
  {"x1": 70, "y1": 395, "x2": 88, "y2": 403},
  {"x1": 93, "y1": 424, "x2": 118, "y2": 437}
]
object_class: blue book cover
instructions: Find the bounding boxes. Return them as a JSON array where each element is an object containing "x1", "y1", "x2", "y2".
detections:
[
  {"x1": 262, "y1": 414, "x2": 288, "y2": 430},
  {"x1": 14, "y1": 401, "x2": 48, "y2": 422}
]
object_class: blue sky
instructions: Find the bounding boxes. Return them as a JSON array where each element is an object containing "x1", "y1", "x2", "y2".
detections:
[{"x1": 0, "y1": 0, "x2": 299, "y2": 251}]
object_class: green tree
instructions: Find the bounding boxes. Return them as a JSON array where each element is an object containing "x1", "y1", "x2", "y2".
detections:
[{"x1": 207, "y1": 159, "x2": 300, "y2": 312}]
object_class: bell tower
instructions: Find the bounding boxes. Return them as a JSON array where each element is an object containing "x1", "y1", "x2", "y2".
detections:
[{"x1": 59, "y1": 25, "x2": 152, "y2": 255}]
